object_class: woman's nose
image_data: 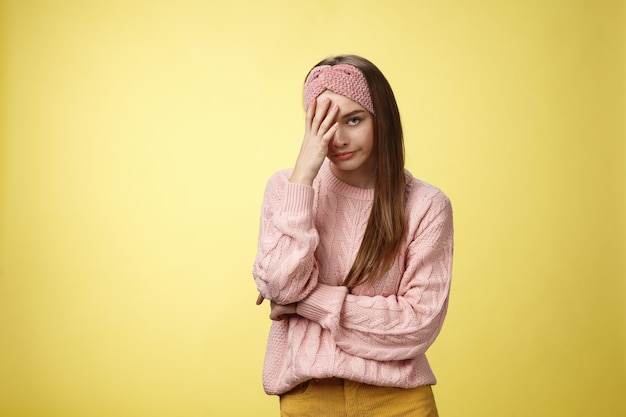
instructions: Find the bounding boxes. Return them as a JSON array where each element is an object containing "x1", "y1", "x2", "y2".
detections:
[{"x1": 332, "y1": 127, "x2": 348, "y2": 147}]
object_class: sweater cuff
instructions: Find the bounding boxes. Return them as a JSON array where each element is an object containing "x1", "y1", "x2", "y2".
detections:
[
  {"x1": 297, "y1": 284, "x2": 348, "y2": 329},
  {"x1": 281, "y1": 182, "x2": 315, "y2": 213}
]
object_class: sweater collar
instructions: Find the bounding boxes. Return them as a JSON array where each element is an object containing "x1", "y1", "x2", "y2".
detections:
[{"x1": 319, "y1": 160, "x2": 375, "y2": 201}]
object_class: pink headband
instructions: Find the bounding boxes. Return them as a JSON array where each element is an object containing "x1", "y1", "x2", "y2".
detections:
[{"x1": 303, "y1": 64, "x2": 375, "y2": 115}]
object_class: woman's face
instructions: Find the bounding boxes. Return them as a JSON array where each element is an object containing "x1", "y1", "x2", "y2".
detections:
[{"x1": 319, "y1": 90, "x2": 375, "y2": 189}]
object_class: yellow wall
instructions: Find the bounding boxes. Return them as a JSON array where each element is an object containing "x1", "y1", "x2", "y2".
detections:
[{"x1": 1, "y1": 1, "x2": 624, "y2": 416}]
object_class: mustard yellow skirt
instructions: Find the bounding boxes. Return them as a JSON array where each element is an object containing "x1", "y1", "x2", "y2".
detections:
[{"x1": 280, "y1": 378, "x2": 439, "y2": 417}]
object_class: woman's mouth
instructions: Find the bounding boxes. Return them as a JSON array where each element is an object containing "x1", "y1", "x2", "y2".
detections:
[{"x1": 334, "y1": 151, "x2": 356, "y2": 161}]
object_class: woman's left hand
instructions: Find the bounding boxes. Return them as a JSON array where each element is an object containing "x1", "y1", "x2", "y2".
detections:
[
  {"x1": 269, "y1": 301, "x2": 298, "y2": 321},
  {"x1": 256, "y1": 293, "x2": 298, "y2": 320}
]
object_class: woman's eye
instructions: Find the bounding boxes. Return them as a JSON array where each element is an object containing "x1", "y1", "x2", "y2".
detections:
[{"x1": 347, "y1": 118, "x2": 360, "y2": 126}]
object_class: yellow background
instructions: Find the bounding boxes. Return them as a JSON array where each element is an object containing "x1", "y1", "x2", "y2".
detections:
[{"x1": 1, "y1": 0, "x2": 624, "y2": 416}]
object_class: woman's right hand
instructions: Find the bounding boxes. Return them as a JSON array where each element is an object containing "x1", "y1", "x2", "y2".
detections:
[{"x1": 289, "y1": 96, "x2": 339, "y2": 186}]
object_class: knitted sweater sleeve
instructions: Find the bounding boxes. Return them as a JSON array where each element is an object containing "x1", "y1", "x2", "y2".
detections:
[
  {"x1": 296, "y1": 192, "x2": 453, "y2": 361},
  {"x1": 252, "y1": 171, "x2": 319, "y2": 305}
]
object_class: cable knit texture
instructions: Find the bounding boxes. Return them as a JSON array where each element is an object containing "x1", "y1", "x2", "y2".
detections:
[{"x1": 253, "y1": 161, "x2": 453, "y2": 395}]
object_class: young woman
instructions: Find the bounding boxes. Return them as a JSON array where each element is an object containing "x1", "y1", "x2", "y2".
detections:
[{"x1": 253, "y1": 55, "x2": 453, "y2": 417}]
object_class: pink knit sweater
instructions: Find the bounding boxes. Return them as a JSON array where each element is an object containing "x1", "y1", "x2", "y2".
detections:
[{"x1": 253, "y1": 161, "x2": 453, "y2": 395}]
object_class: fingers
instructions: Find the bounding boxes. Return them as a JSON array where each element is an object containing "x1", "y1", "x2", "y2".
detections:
[
  {"x1": 256, "y1": 293, "x2": 264, "y2": 305},
  {"x1": 269, "y1": 301, "x2": 281, "y2": 320},
  {"x1": 269, "y1": 309, "x2": 285, "y2": 321},
  {"x1": 305, "y1": 96, "x2": 316, "y2": 134},
  {"x1": 310, "y1": 97, "x2": 330, "y2": 132},
  {"x1": 308, "y1": 97, "x2": 339, "y2": 138},
  {"x1": 322, "y1": 121, "x2": 339, "y2": 146},
  {"x1": 269, "y1": 301, "x2": 298, "y2": 321}
]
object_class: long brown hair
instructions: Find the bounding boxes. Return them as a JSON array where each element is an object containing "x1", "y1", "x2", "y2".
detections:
[{"x1": 307, "y1": 55, "x2": 407, "y2": 288}]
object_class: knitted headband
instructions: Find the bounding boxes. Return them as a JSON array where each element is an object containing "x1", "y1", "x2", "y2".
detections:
[{"x1": 303, "y1": 64, "x2": 375, "y2": 115}]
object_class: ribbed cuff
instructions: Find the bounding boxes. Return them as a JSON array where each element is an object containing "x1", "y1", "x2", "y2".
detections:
[
  {"x1": 297, "y1": 284, "x2": 348, "y2": 328},
  {"x1": 281, "y1": 182, "x2": 315, "y2": 213}
]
